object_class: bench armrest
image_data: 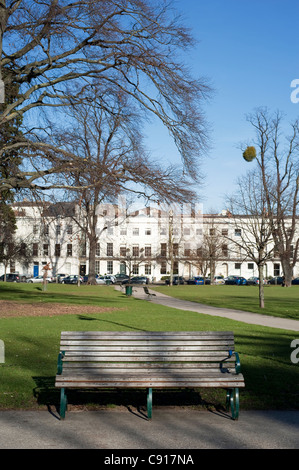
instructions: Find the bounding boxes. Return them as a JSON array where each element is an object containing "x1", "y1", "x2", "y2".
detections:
[
  {"x1": 229, "y1": 350, "x2": 241, "y2": 374},
  {"x1": 57, "y1": 351, "x2": 65, "y2": 375}
]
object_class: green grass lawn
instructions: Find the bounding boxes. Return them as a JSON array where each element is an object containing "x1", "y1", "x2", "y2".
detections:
[
  {"x1": 152, "y1": 284, "x2": 299, "y2": 320},
  {"x1": 0, "y1": 283, "x2": 298, "y2": 413}
]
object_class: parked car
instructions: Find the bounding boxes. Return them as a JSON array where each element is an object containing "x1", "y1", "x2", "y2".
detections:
[
  {"x1": 213, "y1": 276, "x2": 225, "y2": 285},
  {"x1": 26, "y1": 275, "x2": 52, "y2": 283},
  {"x1": 0, "y1": 273, "x2": 21, "y2": 282},
  {"x1": 114, "y1": 274, "x2": 130, "y2": 284},
  {"x1": 268, "y1": 276, "x2": 284, "y2": 285},
  {"x1": 186, "y1": 276, "x2": 205, "y2": 285},
  {"x1": 292, "y1": 277, "x2": 299, "y2": 285},
  {"x1": 61, "y1": 275, "x2": 83, "y2": 284},
  {"x1": 122, "y1": 276, "x2": 149, "y2": 285},
  {"x1": 102, "y1": 275, "x2": 116, "y2": 284},
  {"x1": 82, "y1": 275, "x2": 106, "y2": 284},
  {"x1": 225, "y1": 275, "x2": 247, "y2": 285},
  {"x1": 51, "y1": 273, "x2": 68, "y2": 283},
  {"x1": 247, "y1": 276, "x2": 267, "y2": 286},
  {"x1": 165, "y1": 276, "x2": 185, "y2": 285}
]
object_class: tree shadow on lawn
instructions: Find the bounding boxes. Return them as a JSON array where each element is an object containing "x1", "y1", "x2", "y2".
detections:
[{"x1": 0, "y1": 284, "x2": 130, "y2": 307}]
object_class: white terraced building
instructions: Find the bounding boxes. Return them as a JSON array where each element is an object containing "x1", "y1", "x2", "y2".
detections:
[{"x1": 2, "y1": 200, "x2": 299, "y2": 281}]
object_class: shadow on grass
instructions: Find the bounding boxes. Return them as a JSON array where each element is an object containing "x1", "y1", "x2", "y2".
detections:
[{"x1": 0, "y1": 283, "x2": 131, "y2": 307}]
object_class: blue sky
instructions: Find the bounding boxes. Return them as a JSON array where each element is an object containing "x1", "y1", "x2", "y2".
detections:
[{"x1": 145, "y1": 0, "x2": 299, "y2": 213}]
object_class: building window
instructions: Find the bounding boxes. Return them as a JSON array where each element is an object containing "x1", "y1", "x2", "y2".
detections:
[
  {"x1": 145, "y1": 228, "x2": 151, "y2": 236},
  {"x1": 107, "y1": 227, "x2": 114, "y2": 235},
  {"x1": 95, "y1": 261, "x2": 100, "y2": 273},
  {"x1": 184, "y1": 227, "x2": 190, "y2": 236},
  {"x1": 55, "y1": 244, "x2": 61, "y2": 257},
  {"x1": 56, "y1": 225, "x2": 61, "y2": 236},
  {"x1": 222, "y1": 229, "x2": 228, "y2": 236},
  {"x1": 173, "y1": 243, "x2": 179, "y2": 256},
  {"x1": 145, "y1": 264, "x2": 151, "y2": 275},
  {"x1": 132, "y1": 245, "x2": 139, "y2": 257},
  {"x1": 160, "y1": 227, "x2": 167, "y2": 235},
  {"x1": 96, "y1": 243, "x2": 100, "y2": 257},
  {"x1": 274, "y1": 263, "x2": 280, "y2": 276},
  {"x1": 173, "y1": 261, "x2": 179, "y2": 274},
  {"x1": 67, "y1": 244, "x2": 72, "y2": 257},
  {"x1": 161, "y1": 243, "x2": 167, "y2": 257},
  {"x1": 184, "y1": 244, "x2": 191, "y2": 257},
  {"x1": 133, "y1": 228, "x2": 139, "y2": 236},
  {"x1": 222, "y1": 244, "x2": 228, "y2": 257},
  {"x1": 144, "y1": 246, "x2": 151, "y2": 257},
  {"x1": 43, "y1": 244, "x2": 49, "y2": 256},
  {"x1": 133, "y1": 264, "x2": 139, "y2": 275},
  {"x1": 33, "y1": 225, "x2": 38, "y2": 235},
  {"x1": 107, "y1": 261, "x2": 113, "y2": 274},
  {"x1": 80, "y1": 243, "x2": 86, "y2": 257},
  {"x1": 196, "y1": 228, "x2": 203, "y2": 236},
  {"x1": 248, "y1": 263, "x2": 254, "y2": 270},
  {"x1": 107, "y1": 243, "x2": 113, "y2": 256},
  {"x1": 120, "y1": 228, "x2": 127, "y2": 236},
  {"x1": 33, "y1": 243, "x2": 38, "y2": 256},
  {"x1": 120, "y1": 246, "x2": 127, "y2": 257},
  {"x1": 235, "y1": 229, "x2": 241, "y2": 237},
  {"x1": 160, "y1": 261, "x2": 167, "y2": 274},
  {"x1": 42, "y1": 224, "x2": 49, "y2": 236},
  {"x1": 67, "y1": 224, "x2": 73, "y2": 235},
  {"x1": 235, "y1": 263, "x2": 241, "y2": 270}
]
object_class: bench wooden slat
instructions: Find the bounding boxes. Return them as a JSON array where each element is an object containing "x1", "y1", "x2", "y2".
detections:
[
  {"x1": 60, "y1": 340, "x2": 234, "y2": 346},
  {"x1": 61, "y1": 331, "x2": 234, "y2": 339}
]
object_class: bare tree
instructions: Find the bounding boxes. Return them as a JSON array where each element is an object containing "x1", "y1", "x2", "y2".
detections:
[
  {"x1": 0, "y1": 0, "x2": 210, "y2": 193},
  {"x1": 188, "y1": 216, "x2": 226, "y2": 284},
  {"x1": 243, "y1": 108, "x2": 299, "y2": 286},
  {"x1": 50, "y1": 90, "x2": 196, "y2": 284},
  {"x1": 226, "y1": 170, "x2": 274, "y2": 308}
]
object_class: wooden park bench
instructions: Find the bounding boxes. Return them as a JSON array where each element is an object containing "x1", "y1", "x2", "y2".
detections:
[
  {"x1": 55, "y1": 331, "x2": 245, "y2": 420},
  {"x1": 143, "y1": 286, "x2": 156, "y2": 300}
]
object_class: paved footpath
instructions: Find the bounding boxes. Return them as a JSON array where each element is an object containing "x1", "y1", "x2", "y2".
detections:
[
  {"x1": 0, "y1": 409, "x2": 299, "y2": 449},
  {"x1": 131, "y1": 286, "x2": 299, "y2": 331}
]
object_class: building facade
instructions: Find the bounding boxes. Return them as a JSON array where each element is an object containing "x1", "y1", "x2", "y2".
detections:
[{"x1": 1, "y1": 200, "x2": 298, "y2": 281}]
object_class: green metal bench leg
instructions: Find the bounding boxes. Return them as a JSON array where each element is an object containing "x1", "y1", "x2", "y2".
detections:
[
  {"x1": 60, "y1": 388, "x2": 67, "y2": 420},
  {"x1": 147, "y1": 388, "x2": 152, "y2": 419},
  {"x1": 226, "y1": 388, "x2": 239, "y2": 420}
]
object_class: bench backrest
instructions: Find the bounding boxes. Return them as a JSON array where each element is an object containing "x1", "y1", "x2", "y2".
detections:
[{"x1": 59, "y1": 331, "x2": 236, "y2": 369}]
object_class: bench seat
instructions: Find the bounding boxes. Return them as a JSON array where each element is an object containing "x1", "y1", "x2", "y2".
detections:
[{"x1": 55, "y1": 331, "x2": 245, "y2": 420}]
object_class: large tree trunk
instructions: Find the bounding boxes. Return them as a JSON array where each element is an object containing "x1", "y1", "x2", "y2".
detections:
[{"x1": 281, "y1": 256, "x2": 293, "y2": 287}]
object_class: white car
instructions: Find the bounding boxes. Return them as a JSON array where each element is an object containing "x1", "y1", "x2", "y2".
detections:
[
  {"x1": 96, "y1": 276, "x2": 107, "y2": 285},
  {"x1": 26, "y1": 275, "x2": 52, "y2": 283},
  {"x1": 214, "y1": 276, "x2": 225, "y2": 284}
]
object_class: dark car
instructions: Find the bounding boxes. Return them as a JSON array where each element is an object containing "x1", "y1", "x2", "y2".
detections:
[
  {"x1": 292, "y1": 277, "x2": 299, "y2": 285},
  {"x1": 61, "y1": 275, "x2": 83, "y2": 284},
  {"x1": 247, "y1": 276, "x2": 267, "y2": 286},
  {"x1": 165, "y1": 276, "x2": 185, "y2": 285},
  {"x1": 0, "y1": 273, "x2": 21, "y2": 282},
  {"x1": 122, "y1": 276, "x2": 149, "y2": 285},
  {"x1": 186, "y1": 276, "x2": 205, "y2": 285},
  {"x1": 225, "y1": 275, "x2": 247, "y2": 285},
  {"x1": 268, "y1": 276, "x2": 284, "y2": 285},
  {"x1": 114, "y1": 274, "x2": 130, "y2": 284},
  {"x1": 247, "y1": 276, "x2": 259, "y2": 286}
]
